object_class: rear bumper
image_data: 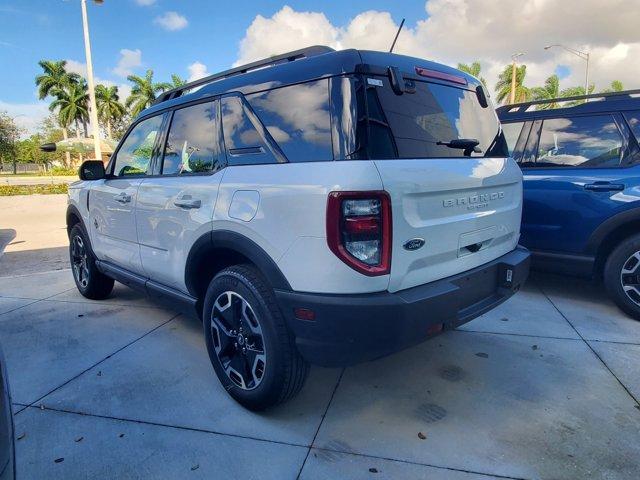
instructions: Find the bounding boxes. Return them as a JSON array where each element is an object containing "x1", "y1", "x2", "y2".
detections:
[{"x1": 275, "y1": 246, "x2": 530, "y2": 367}]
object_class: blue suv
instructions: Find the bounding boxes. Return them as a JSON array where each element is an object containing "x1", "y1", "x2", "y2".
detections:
[{"x1": 497, "y1": 90, "x2": 640, "y2": 319}]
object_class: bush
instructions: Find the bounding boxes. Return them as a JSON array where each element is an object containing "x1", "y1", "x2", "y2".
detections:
[
  {"x1": 48, "y1": 166, "x2": 78, "y2": 176},
  {"x1": 0, "y1": 184, "x2": 68, "y2": 196}
]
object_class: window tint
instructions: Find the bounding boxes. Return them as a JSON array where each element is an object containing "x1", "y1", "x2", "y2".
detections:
[
  {"x1": 360, "y1": 76, "x2": 508, "y2": 159},
  {"x1": 162, "y1": 102, "x2": 223, "y2": 175},
  {"x1": 113, "y1": 115, "x2": 163, "y2": 176},
  {"x1": 501, "y1": 122, "x2": 524, "y2": 156},
  {"x1": 221, "y1": 96, "x2": 278, "y2": 166},
  {"x1": 625, "y1": 111, "x2": 640, "y2": 141},
  {"x1": 247, "y1": 80, "x2": 332, "y2": 162},
  {"x1": 535, "y1": 115, "x2": 623, "y2": 168}
]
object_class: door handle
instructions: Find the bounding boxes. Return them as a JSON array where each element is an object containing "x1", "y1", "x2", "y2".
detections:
[
  {"x1": 174, "y1": 195, "x2": 201, "y2": 209},
  {"x1": 584, "y1": 182, "x2": 625, "y2": 192},
  {"x1": 114, "y1": 193, "x2": 132, "y2": 204}
]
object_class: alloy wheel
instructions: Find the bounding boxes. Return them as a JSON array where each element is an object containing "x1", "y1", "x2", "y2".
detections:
[
  {"x1": 620, "y1": 250, "x2": 640, "y2": 306},
  {"x1": 210, "y1": 291, "x2": 266, "y2": 390},
  {"x1": 71, "y1": 235, "x2": 90, "y2": 289}
]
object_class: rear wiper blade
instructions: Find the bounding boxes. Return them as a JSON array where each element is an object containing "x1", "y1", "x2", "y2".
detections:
[{"x1": 436, "y1": 138, "x2": 481, "y2": 156}]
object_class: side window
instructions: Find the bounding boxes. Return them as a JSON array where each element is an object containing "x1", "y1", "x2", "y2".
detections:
[
  {"x1": 220, "y1": 96, "x2": 278, "y2": 166},
  {"x1": 112, "y1": 115, "x2": 163, "y2": 177},
  {"x1": 247, "y1": 80, "x2": 333, "y2": 162},
  {"x1": 501, "y1": 122, "x2": 524, "y2": 156},
  {"x1": 162, "y1": 101, "x2": 224, "y2": 175},
  {"x1": 535, "y1": 115, "x2": 623, "y2": 168},
  {"x1": 625, "y1": 111, "x2": 640, "y2": 140}
]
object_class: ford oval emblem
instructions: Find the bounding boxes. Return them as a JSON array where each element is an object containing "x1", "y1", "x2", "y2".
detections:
[{"x1": 403, "y1": 238, "x2": 425, "y2": 251}]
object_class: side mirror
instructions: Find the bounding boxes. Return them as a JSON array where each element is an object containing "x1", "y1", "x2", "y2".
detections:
[{"x1": 79, "y1": 160, "x2": 105, "y2": 181}]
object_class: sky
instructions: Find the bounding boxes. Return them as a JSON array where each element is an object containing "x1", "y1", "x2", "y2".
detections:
[{"x1": 1, "y1": 0, "x2": 639, "y2": 135}]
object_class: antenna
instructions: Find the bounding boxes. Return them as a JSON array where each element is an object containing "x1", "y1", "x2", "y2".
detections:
[{"x1": 389, "y1": 18, "x2": 405, "y2": 53}]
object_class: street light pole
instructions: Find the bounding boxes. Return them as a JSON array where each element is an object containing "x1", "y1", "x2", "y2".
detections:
[
  {"x1": 510, "y1": 53, "x2": 525, "y2": 104},
  {"x1": 80, "y1": 0, "x2": 101, "y2": 161},
  {"x1": 544, "y1": 44, "x2": 590, "y2": 96}
]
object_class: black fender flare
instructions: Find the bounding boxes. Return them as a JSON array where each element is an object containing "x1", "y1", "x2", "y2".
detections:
[
  {"x1": 585, "y1": 207, "x2": 640, "y2": 255},
  {"x1": 66, "y1": 204, "x2": 86, "y2": 235},
  {"x1": 184, "y1": 230, "x2": 292, "y2": 296}
]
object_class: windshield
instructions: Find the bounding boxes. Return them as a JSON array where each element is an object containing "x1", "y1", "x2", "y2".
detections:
[{"x1": 355, "y1": 75, "x2": 508, "y2": 159}]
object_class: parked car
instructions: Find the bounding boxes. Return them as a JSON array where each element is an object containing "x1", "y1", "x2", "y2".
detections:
[
  {"x1": 0, "y1": 344, "x2": 15, "y2": 480},
  {"x1": 497, "y1": 90, "x2": 640, "y2": 319},
  {"x1": 67, "y1": 46, "x2": 529, "y2": 410}
]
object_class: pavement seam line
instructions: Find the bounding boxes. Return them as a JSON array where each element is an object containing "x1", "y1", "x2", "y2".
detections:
[
  {"x1": 455, "y1": 329, "x2": 582, "y2": 342},
  {"x1": 311, "y1": 446, "x2": 531, "y2": 480},
  {"x1": 296, "y1": 368, "x2": 345, "y2": 480},
  {"x1": 0, "y1": 286, "x2": 76, "y2": 317},
  {"x1": 538, "y1": 284, "x2": 640, "y2": 407},
  {"x1": 19, "y1": 404, "x2": 309, "y2": 450},
  {"x1": 18, "y1": 312, "x2": 182, "y2": 412}
]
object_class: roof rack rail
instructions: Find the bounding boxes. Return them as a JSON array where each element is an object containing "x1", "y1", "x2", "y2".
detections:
[
  {"x1": 496, "y1": 88, "x2": 640, "y2": 114},
  {"x1": 153, "y1": 45, "x2": 335, "y2": 106}
]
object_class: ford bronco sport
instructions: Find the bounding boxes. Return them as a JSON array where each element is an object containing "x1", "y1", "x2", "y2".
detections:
[{"x1": 67, "y1": 46, "x2": 530, "y2": 410}]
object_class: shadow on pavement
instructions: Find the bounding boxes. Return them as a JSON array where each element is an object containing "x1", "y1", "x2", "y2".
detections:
[{"x1": 0, "y1": 246, "x2": 68, "y2": 277}]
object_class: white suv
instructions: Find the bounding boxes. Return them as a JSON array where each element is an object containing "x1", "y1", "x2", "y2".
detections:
[{"x1": 67, "y1": 46, "x2": 530, "y2": 410}]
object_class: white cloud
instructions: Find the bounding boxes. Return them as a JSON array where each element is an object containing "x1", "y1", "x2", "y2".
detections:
[
  {"x1": 235, "y1": 1, "x2": 640, "y2": 98},
  {"x1": 154, "y1": 11, "x2": 188, "y2": 31},
  {"x1": 135, "y1": 0, "x2": 156, "y2": 5},
  {"x1": 0, "y1": 100, "x2": 50, "y2": 137},
  {"x1": 112, "y1": 48, "x2": 142, "y2": 78},
  {"x1": 187, "y1": 61, "x2": 209, "y2": 82}
]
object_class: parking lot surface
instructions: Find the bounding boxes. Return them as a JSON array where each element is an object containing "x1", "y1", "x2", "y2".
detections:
[{"x1": 0, "y1": 268, "x2": 638, "y2": 479}]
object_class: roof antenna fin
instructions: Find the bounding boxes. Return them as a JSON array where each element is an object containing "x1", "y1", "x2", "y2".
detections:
[{"x1": 389, "y1": 18, "x2": 405, "y2": 53}]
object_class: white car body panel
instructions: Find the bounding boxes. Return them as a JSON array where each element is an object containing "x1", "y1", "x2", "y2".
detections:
[
  {"x1": 135, "y1": 172, "x2": 224, "y2": 290},
  {"x1": 89, "y1": 178, "x2": 145, "y2": 274}
]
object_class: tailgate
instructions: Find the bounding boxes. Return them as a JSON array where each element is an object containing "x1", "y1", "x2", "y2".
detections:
[{"x1": 375, "y1": 157, "x2": 523, "y2": 292}]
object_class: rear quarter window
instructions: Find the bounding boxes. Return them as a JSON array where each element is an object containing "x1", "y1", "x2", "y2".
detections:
[{"x1": 247, "y1": 79, "x2": 333, "y2": 162}]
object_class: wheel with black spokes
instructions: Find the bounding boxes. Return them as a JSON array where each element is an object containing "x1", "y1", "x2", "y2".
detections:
[
  {"x1": 68, "y1": 224, "x2": 114, "y2": 300},
  {"x1": 604, "y1": 234, "x2": 640, "y2": 320},
  {"x1": 203, "y1": 265, "x2": 309, "y2": 410}
]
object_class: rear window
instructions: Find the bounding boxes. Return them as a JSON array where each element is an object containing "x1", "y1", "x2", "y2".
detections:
[{"x1": 357, "y1": 76, "x2": 508, "y2": 159}]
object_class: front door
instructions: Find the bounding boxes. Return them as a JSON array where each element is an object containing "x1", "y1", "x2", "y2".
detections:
[
  {"x1": 89, "y1": 114, "x2": 165, "y2": 274},
  {"x1": 136, "y1": 100, "x2": 225, "y2": 291},
  {"x1": 520, "y1": 114, "x2": 629, "y2": 253}
]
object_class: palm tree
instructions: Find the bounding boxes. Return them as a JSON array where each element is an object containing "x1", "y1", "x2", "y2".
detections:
[
  {"x1": 601, "y1": 80, "x2": 624, "y2": 93},
  {"x1": 558, "y1": 84, "x2": 596, "y2": 106},
  {"x1": 49, "y1": 82, "x2": 89, "y2": 140},
  {"x1": 530, "y1": 74, "x2": 561, "y2": 109},
  {"x1": 170, "y1": 74, "x2": 187, "y2": 88},
  {"x1": 95, "y1": 85, "x2": 125, "y2": 139},
  {"x1": 125, "y1": 70, "x2": 171, "y2": 116},
  {"x1": 35, "y1": 60, "x2": 81, "y2": 166},
  {"x1": 35, "y1": 60, "x2": 81, "y2": 100},
  {"x1": 457, "y1": 61, "x2": 487, "y2": 87},
  {"x1": 495, "y1": 64, "x2": 531, "y2": 105}
]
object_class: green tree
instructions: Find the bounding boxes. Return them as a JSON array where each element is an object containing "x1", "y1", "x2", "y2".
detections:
[
  {"x1": 530, "y1": 74, "x2": 561, "y2": 109},
  {"x1": 35, "y1": 60, "x2": 81, "y2": 166},
  {"x1": 170, "y1": 74, "x2": 187, "y2": 88},
  {"x1": 600, "y1": 80, "x2": 624, "y2": 93},
  {"x1": 125, "y1": 70, "x2": 171, "y2": 117},
  {"x1": 457, "y1": 61, "x2": 487, "y2": 87},
  {"x1": 495, "y1": 64, "x2": 531, "y2": 105},
  {"x1": 558, "y1": 84, "x2": 596, "y2": 106},
  {"x1": 0, "y1": 111, "x2": 23, "y2": 173},
  {"x1": 95, "y1": 84, "x2": 126, "y2": 139},
  {"x1": 49, "y1": 82, "x2": 89, "y2": 140}
]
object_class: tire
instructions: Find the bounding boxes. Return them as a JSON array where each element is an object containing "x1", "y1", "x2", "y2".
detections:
[
  {"x1": 203, "y1": 264, "x2": 309, "y2": 410},
  {"x1": 69, "y1": 224, "x2": 114, "y2": 300},
  {"x1": 604, "y1": 233, "x2": 640, "y2": 321}
]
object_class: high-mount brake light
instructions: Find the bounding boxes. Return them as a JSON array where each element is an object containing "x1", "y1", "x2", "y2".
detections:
[
  {"x1": 415, "y1": 66, "x2": 468, "y2": 86},
  {"x1": 326, "y1": 191, "x2": 392, "y2": 276}
]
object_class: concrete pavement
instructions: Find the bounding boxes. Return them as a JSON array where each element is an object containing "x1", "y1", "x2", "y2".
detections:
[{"x1": 0, "y1": 269, "x2": 638, "y2": 479}]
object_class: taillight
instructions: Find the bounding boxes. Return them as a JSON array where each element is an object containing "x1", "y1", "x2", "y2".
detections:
[{"x1": 326, "y1": 191, "x2": 392, "y2": 276}]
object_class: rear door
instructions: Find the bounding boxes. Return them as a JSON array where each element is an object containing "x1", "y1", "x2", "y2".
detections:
[
  {"x1": 89, "y1": 114, "x2": 164, "y2": 274},
  {"x1": 355, "y1": 75, "x2": 522, "y2": 292},
  {"x1": 136, "y1": 100, "x2": 225, "y2": 291},
  {"x1": 519, "y1": 114, "x2": 633, "y2": 253}
]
